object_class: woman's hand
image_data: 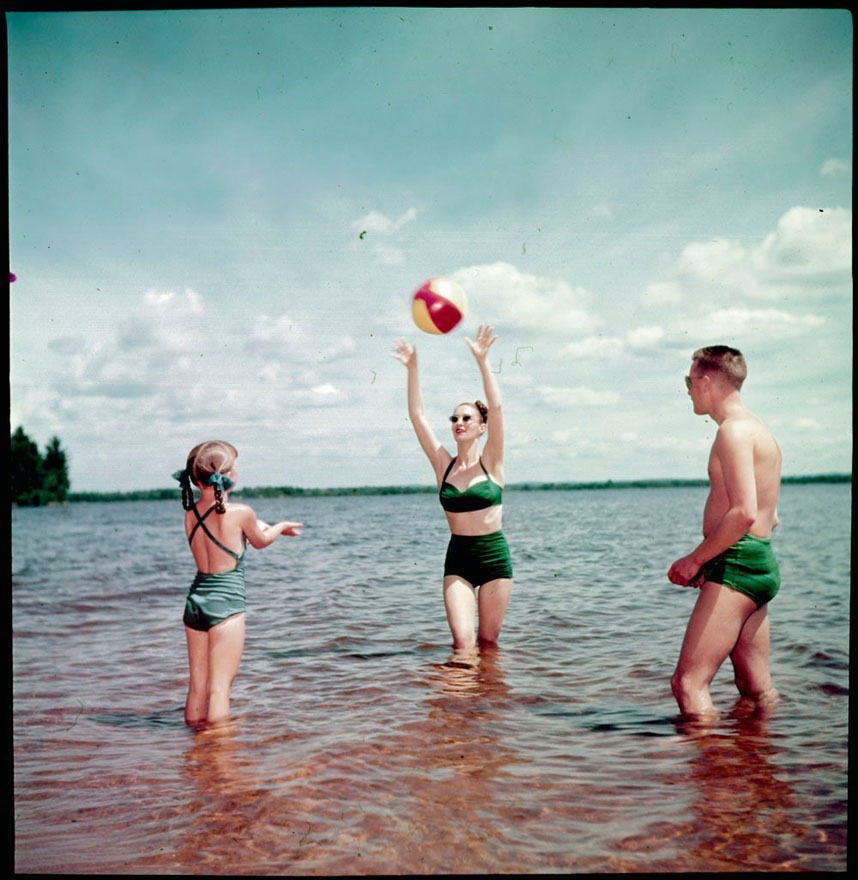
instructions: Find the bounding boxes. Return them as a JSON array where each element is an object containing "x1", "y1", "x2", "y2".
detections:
[
  {"x1": 278, "y1": 521, "x2": 303, "y2": 537},
  {"x1": 391, "y1": 338, "x2": 417, "y2": 368},
  {"x1": 465, "y1": 324, "x2": 497, "y2": 361}
]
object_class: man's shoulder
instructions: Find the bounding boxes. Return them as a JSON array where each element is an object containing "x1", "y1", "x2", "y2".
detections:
[
  {"x1": 716, "y1": 411, "x2": 754, "y2": 433},
  {"x1": 717, "y1": 409, "x2": 776, "y2": 445}
]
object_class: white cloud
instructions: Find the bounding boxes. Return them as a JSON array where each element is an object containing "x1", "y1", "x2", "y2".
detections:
[
  {"x1": 537, "y1": 385, "x2": 620, "y2": 407},
  {"x1": 244, "y1": 314, "x2": 301, "y2": 357},
  {"x1": 626, "y1": 326, "x2": 664, "y2": 350},
  {"x1": 368, "y1": 241, "x2": 406, "y2": 265},
  {"x1": 112, "y1": 288, "x2": 206, "y2": 355},
  {"x1": 143, "y1": 288, "x2": 203, "y2": 315},
  {"x1": 590, "y1": 203, "x2": 614, "y2": 219},
  {"x1": 352, "y1": 207, "x2": 417, "y2": 237},
  {"x1": 560, "y1": 335, "x2": 625, "y2": 360},
  {"x1": 257, "y1": 363, "x2": 280, "y2": 382},
  {"x1": 754, "y1": 206, "x2": 852, "y2": 281},
  {"x1": 558, "y1": 327, "x2": 666, "y2": 360},
  {"x1": 642, "y1": 281, "x2": 683, "y2": 306},
  {"x1": 47, "y1": 336, "x2": 87, "y2": 355},
  {"x1": 296, "y1": 383, "x2": 346, "y2": 406},
  {"x1": 451, "y1": 262, "x2": 602, "y2": 336},
  {"x1": 820, "y1": 158, "x2": 851, "y2": 177},
  {"x1": 350, "y1": 207, "x2": 418, "y2": 265},
  {"x1": 701, "y1": 308, "x2": 825, "y2": 340},
  {"x1": 318, "y1": 335, "x2": 358, "y2": 361},
  {"x1": 650, "y1": 206, "x2": 852, "y2": 303},
  {"x1": 794, "y1": 417, "x2": 821, "y2": 431},
  {"x1": 677, "y1": 238, "x2": 748, "y2": 281}
]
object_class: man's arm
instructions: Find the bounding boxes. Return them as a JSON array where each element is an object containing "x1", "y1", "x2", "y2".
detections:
[{"x1": 668, "y1": 421, "x2": 757, "y2": 585}]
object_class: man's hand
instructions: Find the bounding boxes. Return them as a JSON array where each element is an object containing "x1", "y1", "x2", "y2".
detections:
[{"x1": 668, "y1": 553, "x2": 705, "y2": 587}]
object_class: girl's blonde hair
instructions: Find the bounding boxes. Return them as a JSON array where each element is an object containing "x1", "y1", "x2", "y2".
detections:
[{"x1": 181, "y1": 440, "x2": 238, "y2": 514}]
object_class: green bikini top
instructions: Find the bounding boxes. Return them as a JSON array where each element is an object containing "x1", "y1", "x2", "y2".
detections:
[{"x1": 439, "y1": 457, "x2": 503, "y2": 513}]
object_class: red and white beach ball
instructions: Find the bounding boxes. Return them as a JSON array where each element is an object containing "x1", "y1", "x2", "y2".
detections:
[{"x1": 411, "y1": 278, "x2": 467, "y2": 335}]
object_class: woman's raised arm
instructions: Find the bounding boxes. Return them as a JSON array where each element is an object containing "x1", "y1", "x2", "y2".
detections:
[
  {"x1": 465, "y1": 324, "x2": 504, "y2": 477},
  {"x1": 391, "y1": 338, "x2": 450, "y2": 483}
]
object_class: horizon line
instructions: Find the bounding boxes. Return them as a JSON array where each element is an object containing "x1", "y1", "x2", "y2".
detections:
[{"x1": 63, "y1": 472, "x2": 852, "y2": 502}]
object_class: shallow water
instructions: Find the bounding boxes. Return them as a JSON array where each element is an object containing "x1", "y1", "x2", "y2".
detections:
[{"x1": 12, "y1": 483, "x2": 849, "y2": 872}]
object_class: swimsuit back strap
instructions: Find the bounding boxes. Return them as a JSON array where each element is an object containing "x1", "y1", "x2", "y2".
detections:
[
  {"x1": 187, "y1": 503, "x2": 217, "y2": 544},
  {"x1": 478, "y1": 457, "x2": 490, "y2": 478},
  {"x1": 188, "y1": 504, "x2": 244, "y2": 561}
]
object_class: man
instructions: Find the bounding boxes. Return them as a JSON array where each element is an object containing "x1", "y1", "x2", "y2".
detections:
[{"x1": 668, "y1": 345, "x2": 782, "y2": 716}]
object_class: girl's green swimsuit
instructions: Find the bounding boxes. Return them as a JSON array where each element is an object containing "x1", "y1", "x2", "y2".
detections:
[
  {"x1": 183, "y1": 504, "x2": 247, "y2": 632},
  {"x1": 439, "y1": 458, "x2": 513, "y2": 586},
  {"x1": 702, "y1": 533, "x2": 780, "y2": 608}
]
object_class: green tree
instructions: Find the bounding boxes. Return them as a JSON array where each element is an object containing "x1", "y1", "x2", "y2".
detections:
[
  {"x1": 42, "y1": 436, "x2": 70, "y2": 502},
  {"x1": 10, "y1": 426, "x2": 45, "y2": 505}
]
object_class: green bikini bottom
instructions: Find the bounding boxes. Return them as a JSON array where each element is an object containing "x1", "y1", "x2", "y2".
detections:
[
  {"x1": 183, "y1": 560, "x2": 246, "y2": 631},
  {"x1": 702, "y1": 534, "x2": 780, "y2": 608},
  {"x1": 444, "y1": 530, "x2": 513, "y2": 588}
]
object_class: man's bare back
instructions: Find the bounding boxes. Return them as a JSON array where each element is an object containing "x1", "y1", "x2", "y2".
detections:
[{"x1": 703, "y1": 410, "x2": 782, "y2": 540}]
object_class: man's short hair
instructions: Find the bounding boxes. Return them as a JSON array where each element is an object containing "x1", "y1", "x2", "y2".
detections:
[{"x1": 691, "y1": 345, "x2": 747, "y2": 390}]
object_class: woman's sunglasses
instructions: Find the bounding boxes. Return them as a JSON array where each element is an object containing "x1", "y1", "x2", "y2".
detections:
[{"x1": 449, "y1": 415, "x2": 474, "y2": 424}]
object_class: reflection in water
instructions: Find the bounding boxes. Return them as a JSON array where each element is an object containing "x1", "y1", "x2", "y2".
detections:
[
  {"x1": 12, "y1": 487, "x2": 849, "y2": 872},
  {"x1": 673, "y1": 699, "x2": 807, "y2": 871},
  {"x1": 174, "y1": 719, "x2": 269, "y2": 870},
  {"x1": 380, "y1": 646, "x2": 524, "y2": 873},
  {"x1": 421, "y1": 645, "x2": 516, "y2": 780}
]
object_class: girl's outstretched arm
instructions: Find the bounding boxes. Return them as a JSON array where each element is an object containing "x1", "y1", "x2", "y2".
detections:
[
  {"x1": 465, "y1": 324, "x2": 504, "y2": 478},
  {"x1": 391, "y1": 338, "x2": 451, "y2": 484},
  {"x1": 237, "y1": 506, "x2": 302, "y2": 549}
]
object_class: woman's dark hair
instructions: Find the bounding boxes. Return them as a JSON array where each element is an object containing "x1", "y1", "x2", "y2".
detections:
[{"x1": 457, "y1": 400, "x2": 489, "y2": 423}]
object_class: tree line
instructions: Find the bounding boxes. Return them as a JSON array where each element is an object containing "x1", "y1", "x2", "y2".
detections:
[
  {"x1": 9, "y1": 426, "x2": 851, "y2": 506},
  {"x1": 10, "y1": 427, "x2": 70, "y2": 506}
]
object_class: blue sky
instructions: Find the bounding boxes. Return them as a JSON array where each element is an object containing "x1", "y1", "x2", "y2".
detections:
[{"x1": 9, "y1": 8, "x2": 852, "y2": 492}]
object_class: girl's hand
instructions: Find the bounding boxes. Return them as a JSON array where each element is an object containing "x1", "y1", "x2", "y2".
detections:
[
  {"x1": 280, "y1": 522, "x2": 302, "y2": 537},
  {"x1": 390, "y1": 338, "x2": 417, "y2": 368},
  {"x1": 465, "y1": 324, "x2": 497, "y2": 361}
]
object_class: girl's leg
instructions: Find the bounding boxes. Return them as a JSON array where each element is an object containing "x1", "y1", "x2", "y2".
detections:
[
  {"x1": 477, "y1": 578, "x2": 513, "y2": 645},
  {"x1": 443, "y1": 576, "x2": 477, "y2": 651},
  {"x1": 205, "y1": 613, "x2": 246, "y2": 723},
  {"x1": 184, "y1": 626, "x2": 210, "y2": 725}
]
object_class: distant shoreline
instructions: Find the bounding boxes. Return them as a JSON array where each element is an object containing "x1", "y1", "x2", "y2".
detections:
[{"x1": 61, "y1": 473, "x2": 851, "y2": 504}]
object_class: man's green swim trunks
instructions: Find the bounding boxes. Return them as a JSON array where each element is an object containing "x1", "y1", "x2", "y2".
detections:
[{"x1": 702, "y1": 534, "x2": 780, "y2": 607}]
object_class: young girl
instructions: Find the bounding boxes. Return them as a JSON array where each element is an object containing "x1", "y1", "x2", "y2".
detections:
[{"x1": 173, "y1": 440, "x2": 301, "y2": 725}]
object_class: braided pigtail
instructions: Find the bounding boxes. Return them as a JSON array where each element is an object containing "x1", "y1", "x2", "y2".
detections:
[
  {"x1": 172, "y1": 469, "x2": 194, "y2": 511},
  {"x1": 207, "y1": 472, "x2": 233, "y2": 514}
]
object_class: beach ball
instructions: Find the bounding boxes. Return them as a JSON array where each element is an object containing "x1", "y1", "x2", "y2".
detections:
[{"x1": 411, "y1": 277, "x2": 467, "y2": 335}]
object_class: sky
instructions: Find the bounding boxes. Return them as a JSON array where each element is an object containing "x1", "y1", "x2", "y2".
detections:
[{"x1": 8, "y1": 7, "x2": 853, "y2": 493}]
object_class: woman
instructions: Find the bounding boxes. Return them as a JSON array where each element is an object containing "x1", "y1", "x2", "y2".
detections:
[{"x1": 391, "y1": 324, "x2": 513, "y2": 656}]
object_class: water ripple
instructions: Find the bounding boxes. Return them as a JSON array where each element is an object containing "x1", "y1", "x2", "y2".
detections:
[{"x1": 12, "y1": 485, "x2": 850, "y2": 873}]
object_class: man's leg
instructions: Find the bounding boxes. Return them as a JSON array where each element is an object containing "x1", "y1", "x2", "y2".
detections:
[
  {"x1": 730, "y1": 603, "x2": 777, "y2": 703},
  {"x1": 671, "y1": 581, "x2": 758, "y2": 715}
]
